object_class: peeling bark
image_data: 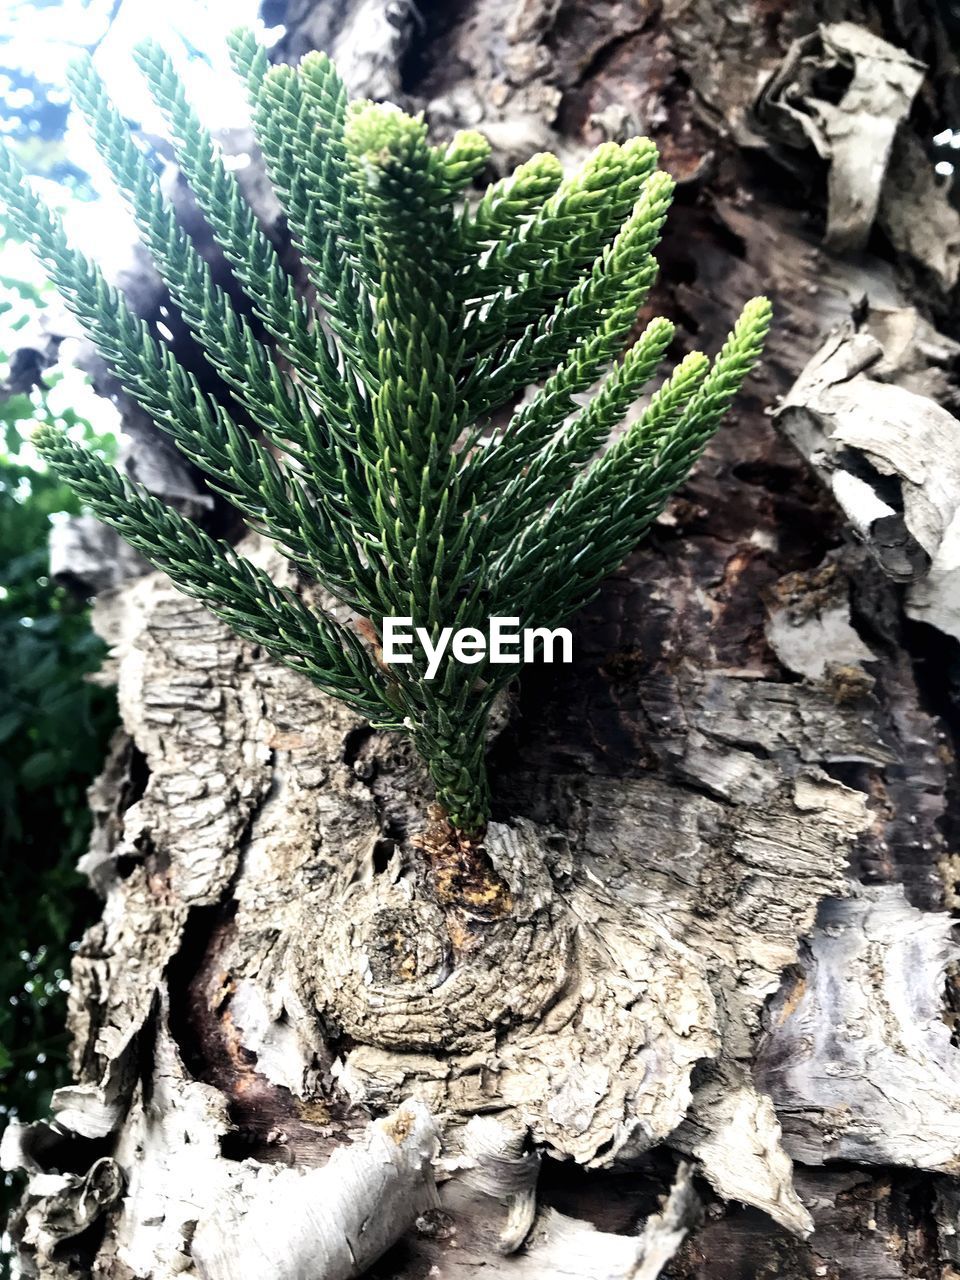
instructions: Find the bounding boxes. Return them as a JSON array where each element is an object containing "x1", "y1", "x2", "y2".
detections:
[
  {"x1": 779, "y1": 321, "x2": 960, "y2": 637},
  {"x1": 7, "y1": 0, "x2": 960, "y2": 1275},
  {"x1": 758, "y1": 886, "x2": 960, "y2": 1172},
  {"x1": 757, "y1": 23, "x2": 925, "y2": 253}
]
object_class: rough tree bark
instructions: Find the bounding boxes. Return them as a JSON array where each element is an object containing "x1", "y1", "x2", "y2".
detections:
[{"x1": 5, "y1": 0, "x2": 960, "y2": 1276}]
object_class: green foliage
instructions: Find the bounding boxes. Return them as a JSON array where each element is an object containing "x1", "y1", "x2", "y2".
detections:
[
  {"x1": 0, "y1": 33, "x2": 770, "y2": 833},
  {"x1": 0, "y1": 260, "x2": 118, "y2": 1250}
]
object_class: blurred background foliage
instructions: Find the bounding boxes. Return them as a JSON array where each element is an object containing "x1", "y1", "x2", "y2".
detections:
[
  {"x1": 0, "y1": 3, "x2": 259, "y2": 1265},
  {"x1": 0, "y1": 10, "x2": 121, "y2": 1260},
  {"x1": 0, "y1": 239, "x2": 119, "y2": 1261}
]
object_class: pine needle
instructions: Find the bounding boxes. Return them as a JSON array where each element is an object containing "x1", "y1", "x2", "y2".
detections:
[{"x1": 0, "y1": 34, "x2": 772, "y2": 833}]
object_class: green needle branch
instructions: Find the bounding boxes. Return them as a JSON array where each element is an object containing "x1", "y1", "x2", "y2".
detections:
[{"x1": 0, "y1": 32, "x2": 771, "y2": 834}]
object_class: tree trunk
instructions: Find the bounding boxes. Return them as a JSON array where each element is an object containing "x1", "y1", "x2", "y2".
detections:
[{"x1": 6, "y1": 1, "x2": 960, "y2": 1276}]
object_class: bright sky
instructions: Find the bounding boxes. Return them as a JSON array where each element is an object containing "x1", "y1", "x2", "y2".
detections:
[
  {"x1": 0, "y1": 0, "x2": 279, "y2": 445},
  {"x1": 0, "y1": 0, "x2": 274, "y2": 268}
]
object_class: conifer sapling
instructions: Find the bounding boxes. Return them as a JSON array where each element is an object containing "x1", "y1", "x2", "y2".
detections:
[{"x1": 0, "y1": 31, "x2": 771, "y2": 834}]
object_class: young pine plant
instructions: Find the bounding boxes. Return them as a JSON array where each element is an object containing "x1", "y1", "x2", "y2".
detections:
[{"x1": 0, "y1": 32, "x2": 770, "y2": 835}]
